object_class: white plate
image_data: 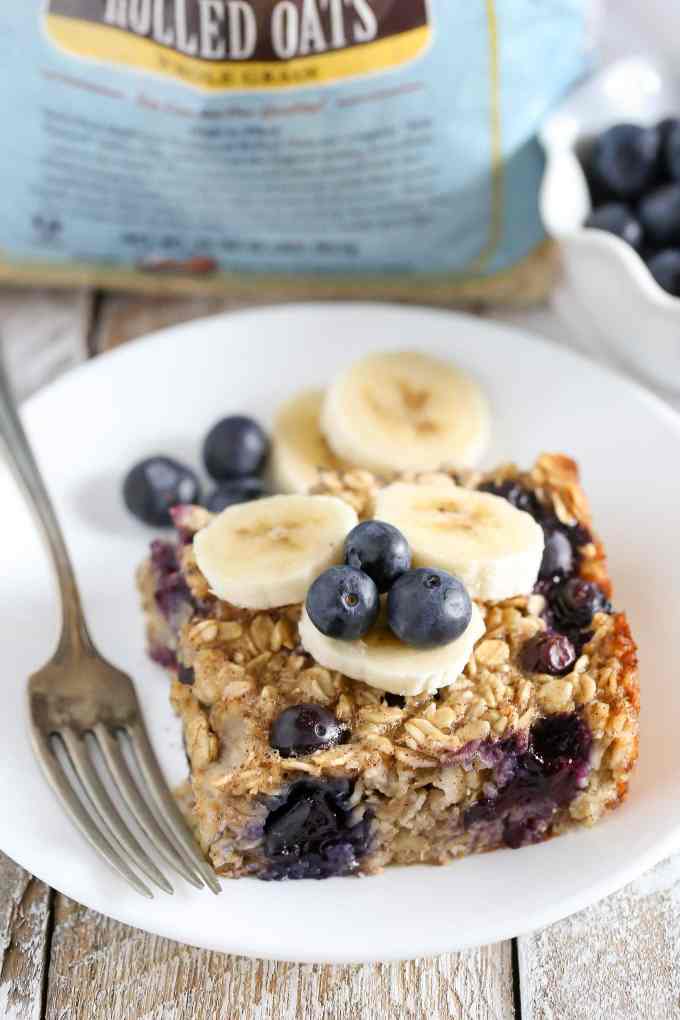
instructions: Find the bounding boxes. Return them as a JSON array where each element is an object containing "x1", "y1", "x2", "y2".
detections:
[{"x1": 2, "y1": 303, "x2": 679, "y2": 963}]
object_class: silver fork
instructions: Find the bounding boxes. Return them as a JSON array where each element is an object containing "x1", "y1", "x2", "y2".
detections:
[{"x1": 0, "y1": 354, "x2": 220, "y2": 898}]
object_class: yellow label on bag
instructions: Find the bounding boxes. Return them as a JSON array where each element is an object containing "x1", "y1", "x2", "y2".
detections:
[{"x1": 44, "y1": 0, "x2": 431, "y2": 91}]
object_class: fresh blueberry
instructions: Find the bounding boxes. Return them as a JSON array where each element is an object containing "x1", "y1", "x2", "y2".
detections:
[
  {"x1": 306, "y1": 566, "x2": 379, "y2": 640},
  {"x1": 639, "y1": 184, "x2": 680, "y2": 249},
  {"x1": 263, "y1": 779, "x2": 372, "y2": 880},
  {"x1": 584, "y1": 202, "x2": 643, "y2": 251},
  {"x1": 647, "y1": 249, "x2": 680, "y2": 296},
  {"x1": 270, "y1": 703, "x2": 346, "y2": 758},
  {"x1": 658, "y1": 116, "x2": 680, "y2": 145},
  {"x1": 521, "y1": 631, "x2": 576, "y2": 676},
  {"x1": 662, "y1": 118, "x2": 680, "y2": 180},
  {"x1": 204, "y1": 477, "x2": 266, "y2": 513},
  {"x1": 539, "y1": 526, "x2": 574, "y2": 581},
  {"x1": 478, "y1": 480, "x2": 542, "y2": 521},
  {"x1": 202, "y1": 415, "x2": 269, "y2": 480},
  {"x1": 549, "y1": 578, "x2": 611, "y2": 631},
  {"x1": 588, "y1": 123, "x2": 660, "y2": 201},
  {"x1": 344, "y1": 520, "x2": 411, "y2": 593},
  {"x1": 177, "y1": 663, "x2": 195, "y2": 685},
  {"x1": 535, "y1": 519, "x2": 590, "y2": 600},
  {"x1": 387, "y1": 568, "x2": 472, "y2": 648},
  {"x1": 124, "y1": 456, "x2": 200, "y2": 526}
]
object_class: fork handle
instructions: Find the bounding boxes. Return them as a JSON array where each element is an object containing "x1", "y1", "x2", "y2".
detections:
[{"x1": 0, "y1": 352, "x2": 92, "y2": 657}]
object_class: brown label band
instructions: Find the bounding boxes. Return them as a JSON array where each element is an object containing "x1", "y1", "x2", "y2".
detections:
[{"x1": 46, "y1": 0, "x2": 429, "y2": 65}]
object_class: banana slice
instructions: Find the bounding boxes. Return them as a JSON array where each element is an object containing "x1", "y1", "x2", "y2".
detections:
[
  {"x1": 320, "y1": 350, "x2": 490, "y2": 475},
  {"x1": 373, "y1": 483, "x2": 544, "y2": 602},
  {"x1": 193, "y1": 494, "x2": 358, "y2": 610},
  {"x1": 271, "y1": 389, "x2": 350, "y2": 494},
  {"x1": 299, "y1": 603, "x2": 485, "y2": 696}
]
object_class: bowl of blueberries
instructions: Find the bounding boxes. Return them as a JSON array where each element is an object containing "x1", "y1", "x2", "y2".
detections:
[{"x1": 540, "y1": 56, "x2": 680, "y2": 396}]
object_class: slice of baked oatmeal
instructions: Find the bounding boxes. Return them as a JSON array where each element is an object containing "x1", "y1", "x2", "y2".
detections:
[{"x1": 137, "y1": 454, "x2": 638, "y2": 880}]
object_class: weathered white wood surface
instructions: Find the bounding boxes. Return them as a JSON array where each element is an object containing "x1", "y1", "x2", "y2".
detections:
[
  {"x1": 0, "y1": 289, "x2": 91, "y2": 399},
  {"x1": 45, "y1": 896, "x2": 514, "y2": 1020},
  {"x1": 0, "y1": 856, "x2": 51, "y2": 1020},
  {"x1": 519, "y1": 856, "x2": 680, "y2": 1020},
  {"x1": 93, "y1": 293, "x2": 239, "y2": 350}
]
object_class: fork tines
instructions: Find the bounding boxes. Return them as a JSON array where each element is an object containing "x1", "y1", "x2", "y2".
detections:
[{"x1": 30, "y1": 709, "x2": 221, "y2": 898}]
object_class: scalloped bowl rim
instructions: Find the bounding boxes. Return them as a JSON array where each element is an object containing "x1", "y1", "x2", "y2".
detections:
[{"x1": 539, "y1": 56, "x2": 680, "y2": 314}]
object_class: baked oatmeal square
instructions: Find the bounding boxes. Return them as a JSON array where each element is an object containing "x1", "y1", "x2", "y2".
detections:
[{"x1": 137, "y1": 453, "x2": 638, "y2": 880}]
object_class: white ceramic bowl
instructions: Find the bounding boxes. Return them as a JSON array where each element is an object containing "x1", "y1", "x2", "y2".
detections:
[{"x1": 540, "y1": 57, "x2": 680, "y2": 397}]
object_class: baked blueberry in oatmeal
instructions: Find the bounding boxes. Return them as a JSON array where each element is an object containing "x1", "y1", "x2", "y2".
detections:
[
  {"x1": 262, "y1": 779, "x2": 372, "y2": 880},
  {"x1": 137, "y1": 452, "x2": 639, "y2": 880}
]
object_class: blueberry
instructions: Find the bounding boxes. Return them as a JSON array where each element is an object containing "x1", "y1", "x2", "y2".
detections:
[
  {"x1": 149, "y1": 540, "x2": 193, "y2": 629},
  {"x1": 539, "y1": 526, "x2": 574, "y2": 581},
  {"x1": 384, "y1": 692, "x2": 406, "y2": 708},
  {"x1": 647, "y1": 249, "x2": 680, "y2": 296},
  {"x1": 658, "y1": 116, "x2": 680, "y2": 145},
  {"x1": 306, "y1": 566, "x2": 379, "y2": 640},
  {"x1": 584, "y1": 202, "x2": 643, "y2": 251},
  {"x1": 662, "y1": 118, "x2": 680, "y2": 180},
  {"x1": 205, "y1": 477, "x2": 266, "y2": 513},
  {"x1": 263, "y1": 779, "x2": 372, "y2": 880},
  {"x1": 569, "y1": 522, "x2": 592, "y2": 549},
  {"x1": 464, "y1": 715, "x2": 592, "y2": 849},
  {"x1": 387, "y1": 568, "x2": 472, "y2": 648},
  {"x1": 521, "y1": 631, "x2": 576, "y2": 676},
  {"x1": 639, "y1": 184, "x2": 680, "y2": 249},
  {"x1": 124, "y1": 456, "x2": 200, "y2": 526},
  {"x1": 202, "y1": 415, "x2": 269, "y2": 480},
  {"x1": 177, "y1": 663, "x2": 195, "y2": 685},
  {"x1": 478, "y1": 480, "x2": 542, "y2": 521},
  {"x1": 149, "y1": 644, "x2": 177, "y2": 669},
  {"x1": 270, "y1": 703, "x2": 346, "y2": 758},
  {"x1": 530, "y1": 713, "x2": 592, "y2": 777},
  {"x1": 344, "y1": 520, "x2": 411, "y2": 593},
  {"x1": 549, "y1": 578, "x2": 611, "y2": 631},
  {"x1": 588, "y1": 123, "x2": 660, "y2": 201}
]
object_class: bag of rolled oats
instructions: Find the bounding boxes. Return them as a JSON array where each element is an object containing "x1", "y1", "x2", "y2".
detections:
[{"x1": 0, "y1": 1, "x2": 585, "y2": 303}]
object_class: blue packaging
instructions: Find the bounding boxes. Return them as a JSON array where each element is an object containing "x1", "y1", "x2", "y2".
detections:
[{"x1": 0, "y1": 1, "x2": 585, "y2": 299}]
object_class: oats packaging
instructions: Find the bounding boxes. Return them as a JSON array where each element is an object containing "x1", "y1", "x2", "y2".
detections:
[{"x1": 0, "y1": 2, "x2": 586, "y2": 302}]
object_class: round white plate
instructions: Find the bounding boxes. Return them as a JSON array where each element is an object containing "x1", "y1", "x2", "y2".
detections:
[{"x1": 1, "y1": 304, "x2": 679, "y2": 963}]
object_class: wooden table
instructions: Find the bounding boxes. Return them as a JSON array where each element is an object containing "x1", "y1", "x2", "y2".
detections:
[{"x1": 1, "y1": 286, "x2": 678, "y2": 1020}]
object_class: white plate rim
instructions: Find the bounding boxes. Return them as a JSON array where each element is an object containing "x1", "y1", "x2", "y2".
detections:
[{"x1": 2, "y1": 301, "x2": 679, "y2": 962}]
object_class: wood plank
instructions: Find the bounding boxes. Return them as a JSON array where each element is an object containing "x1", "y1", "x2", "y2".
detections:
[
  {"x1": 518, "y1": 852, "x2": 680, "y2": 1019},
  {"x1": 45, "y1": 896, "x2": 513, "y2": 1020},
  {"x1": 93, "y1": 294, "x2": 243, "y2": 352},
  {"x1": 0, "y1": 854, "x2": 51, "y2": 1020},
  {"x1": 0, "y1": 288, "x2": 92, "y2": 399}
]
